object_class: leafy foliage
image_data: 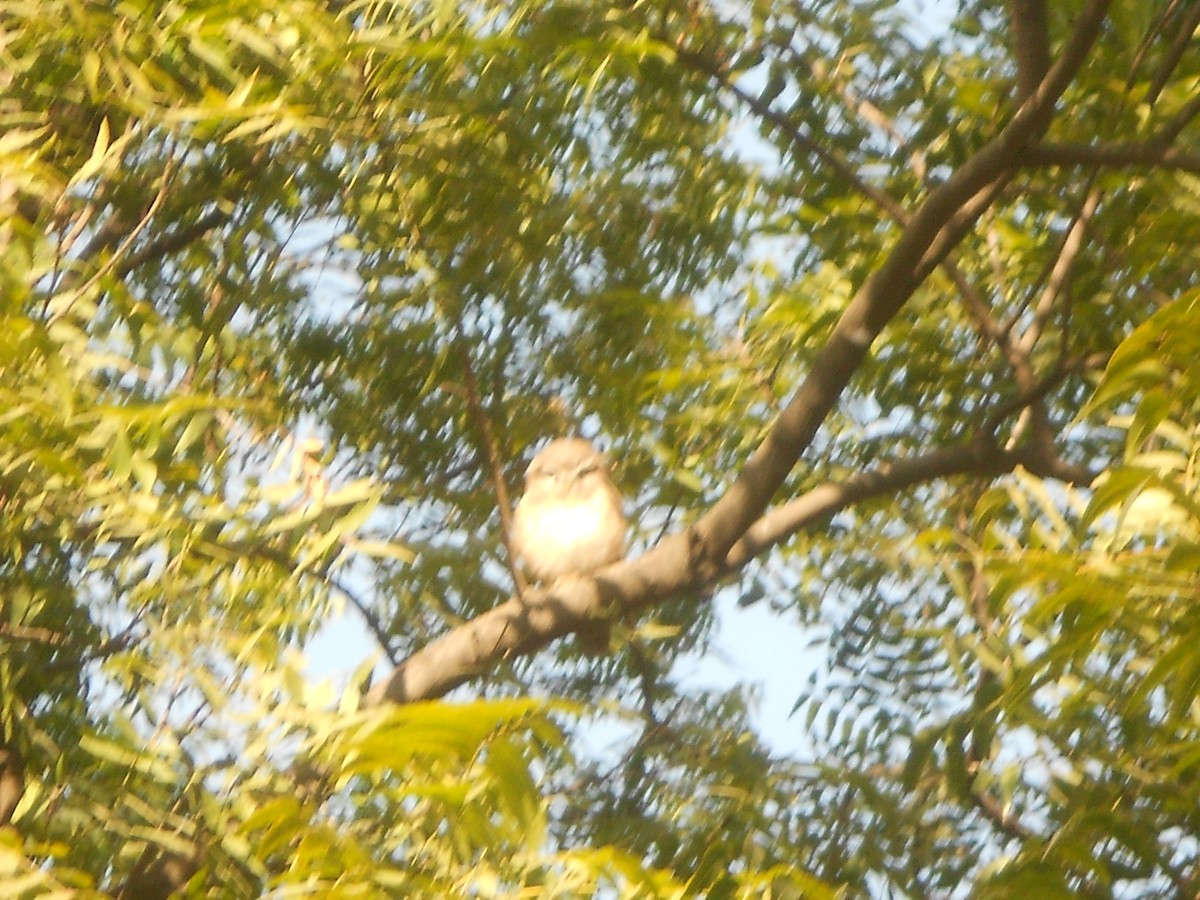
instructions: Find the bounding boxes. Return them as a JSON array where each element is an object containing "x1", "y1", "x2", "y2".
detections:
[{"x1": 1, "y1": 0, "x2": 1198, "y2": 895}]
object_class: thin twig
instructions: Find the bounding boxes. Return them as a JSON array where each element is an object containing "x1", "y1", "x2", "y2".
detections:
[
  {"x1": 1126, "y1": 0, "x2": 1184, "y2": 92},
  {"x1": 1015, "y1": 185, "x2": 1101, "y2": 357},
  {"x1": 330, "y1": 576, "x2": 400, "y2": 667},
  {"x1": 455, "y1": 335, "x2": 529, "y2": 596}
]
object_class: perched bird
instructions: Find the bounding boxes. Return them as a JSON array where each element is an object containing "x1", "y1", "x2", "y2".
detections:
[{"x1": 512, "y1": 437, "x2": 626, "y2": 585}]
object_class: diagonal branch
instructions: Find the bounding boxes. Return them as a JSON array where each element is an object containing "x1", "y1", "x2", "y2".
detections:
[
  {"x1": 113, "y1": 208, "x2": 230, "y2": 279},
  {"x1": 1025, "y1": 90, "x2": 1200, "y2": 175},
  {"x1": 1144, "y1": 0, "x2": 1200, "y2": 106},
  {"x1": 676, "y1": 29, "x2": 1037, "y2": 388},
  {"x1": 691, "y1": 0, "x2": 1111, "y2": 565},
  {"x1": 1156, "y1": 93, "x2": 1200, "y2": 146},
  {"x1": 1014, "y1": 186, "x2": 1101, "y2": 358}
]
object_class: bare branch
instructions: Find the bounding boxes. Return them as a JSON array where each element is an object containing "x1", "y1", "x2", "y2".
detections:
[
  {"x1": 332, "y1": 577, "x2": 401, "y2": 668},
  {"x1": 1157, "y1": 93, "x2": 1200, "y2": 146},
  {"x1": 1015, "y1": 186, "x2": 1101, "y2": 357},
  {"x1": 980, "y1": 352, "x2": 1100, "y2": 439},
  {"x1": 113, "y1": 208, "x2": 229, "y2": 279},
  {"x1": 915, "y1": 177, "x2": 1014, "y2": 285},
  {"x1": 1026, "y1": 90, "x2": 1200, "y2": 175},
  {"x1": 1009, "y1": 0, "x2": 1051, "y2": 103},
  {"x1": 65, "y1": 145, "x2": 267, "y2": 291},
  {"x1": 1127, "y1": 0, "x2": 1185, "y2": 91},
  {"x1": 970, "y1": 763, "x2": 1034, "y2": 842},
  {"x1": 724, "y1": 440, "x2": 1019, "y2": 570},
  {"x1": 53, "y1": 160, "x2": 176, "y2": 314},
  {"x1": 1025, "y1": 141, "x2": 1200, "y2": 174}
]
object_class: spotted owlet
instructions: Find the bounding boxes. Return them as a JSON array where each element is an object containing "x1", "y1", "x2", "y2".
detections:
[{"x1": 512, "y1": 437, "x2": 626, "y2": 585}]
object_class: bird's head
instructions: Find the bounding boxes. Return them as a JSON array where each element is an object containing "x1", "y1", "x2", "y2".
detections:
[{"x1": 524, "y1": 437, "x2": 611, "y2": 500}]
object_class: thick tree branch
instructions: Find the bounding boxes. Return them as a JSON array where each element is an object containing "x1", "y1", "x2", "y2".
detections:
[
  {"x1": 691, "y1": 0, "x2": 1111, "y2": 565},
  {"x1": 1157, "y1": 93, "x2": 1200, "y2": 146},
  {"x1": 1008, "y1": 0, "x2": 1051, "y2": 103},
  {"x1": 1025, "y1": 90, "x2": 1200, "y2": 175},
  {"x1": 723, "y1": 440, "x2": 1016, "y2": 570},
  {"x1": 367, "y1": 424, "x2": 1093, "y2": 706},
  {"x1": 367, "y1": 0, "x2": 1112, "y2": 707}
]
